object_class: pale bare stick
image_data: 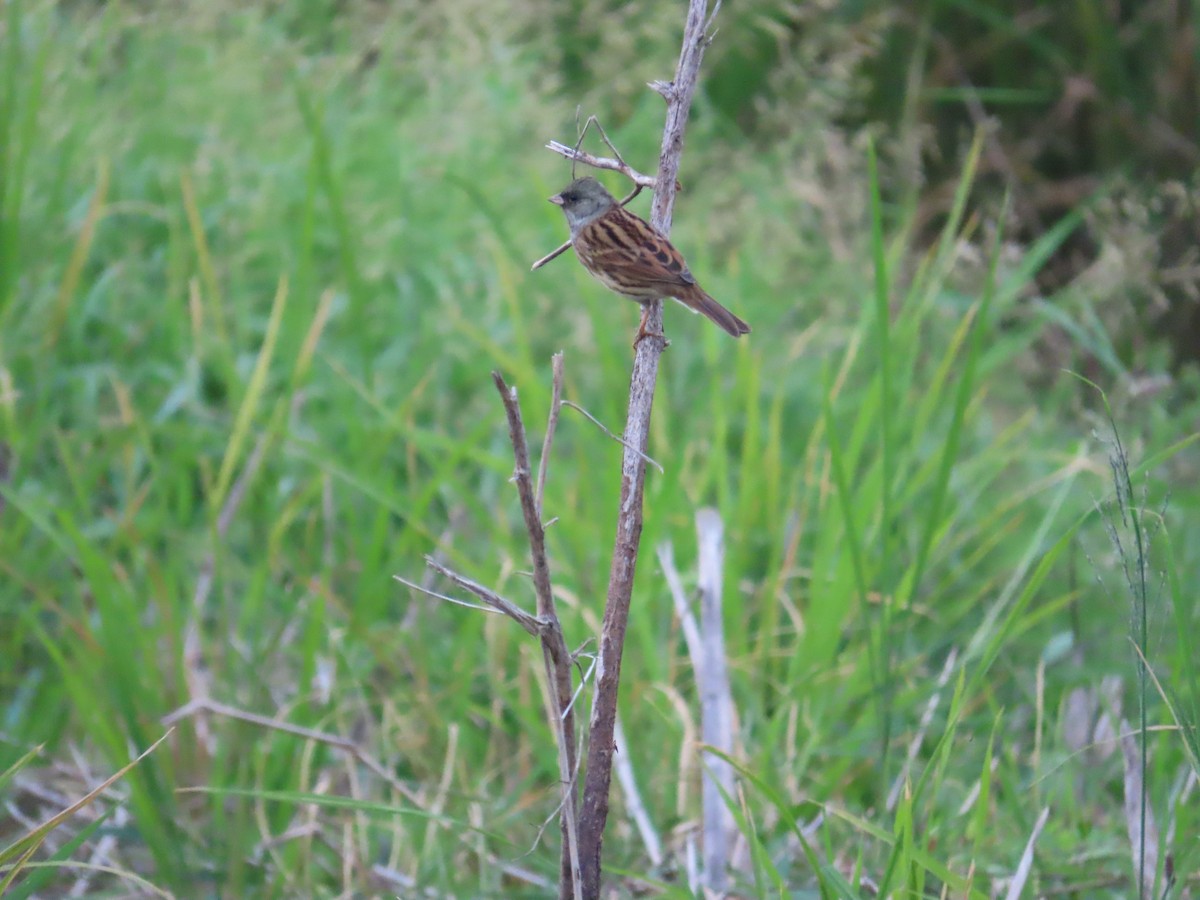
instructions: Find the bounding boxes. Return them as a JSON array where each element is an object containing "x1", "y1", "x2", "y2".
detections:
[
  {"x1": 1004, "y1": 806, "x2": 1050, "y2": 900},
  {"x1": 886, "y1": 647, "x2": 960, "y2": 811},
  {"x1": 545, "y1": 143, "x2": 658, "y2": 189},
  {"x1": 657, "y1": 540, "x2": 706, "y2": 693},
  {"x1": 574, "y1": 1, "x2": 720, "y2": 892},
  {"x1": 694, "y1": 508, "x2": 736, "y2": 892},
  {"x1": 162, "y1": 698, "x2": 422, "y2": 806}
]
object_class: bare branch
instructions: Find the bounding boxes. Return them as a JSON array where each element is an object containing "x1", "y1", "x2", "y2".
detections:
[
  {"x1": 576, "y1": 1, "x2": 720, "y2": 892},
  {"x1": 1004, "y1": 806, "x2": 1050, "y2": 900},
  {"x1": 562, "y1": 400, "x2": 663, "y2": 474},
  {"x1": 420, "y1": 558, "x2": 543, "y2": 636},
  {"x1": 163, "y1": 698, "x2": 422, "y2": 807},
  {"x1": 886, "y1": 648, "x2": 959, "y2": 811},
  {"x1": 1120, "y1": 719, "x2": 1163, "y2": 899},
  {"x1": 529, "y1": 241, "x2": 573, "y2": 272},
  {"x1": 545, "y1": 142, "x2": 658, "y2": 188},
  {"x1": 493, "y1": 373, "x2": 556, "y2": 618},
  {"x1": 393, "y1": 574, "x2": 506, "y2": 618},
  {"x1": 491, "y1": 370, "x2": 582, "y2": 900}
]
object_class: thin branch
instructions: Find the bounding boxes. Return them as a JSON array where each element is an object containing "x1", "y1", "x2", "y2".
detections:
[
  {"x1": 493, "y1": 372, "x2": 557, "y2": 619},
  {"x1": 492, "y1": 370, "x2": 582, "y2": 900},
  {"x1": 562, "y1": 400, "x2": 664, "y2": 474},
  {"x1": 886, "y1": 647, "x2": 960, "y2": 811},
  {"x1": 657, "y1": 541, "x2": 703, "y2": 662},
  {"x1": 419, "y1": 557, "x2": 543, "y2": 636},
  {"x1": 1005, "y1": 806, "x2": 1050, "y2": 900},
  {"x1": 162, "y1": 698, "x2": 422, "y2": 806},
  {"x1": 575, "y1": 1, "x2": 718, "y2": 892},
  {"x1": 545, "y1": 142, "x2": 658, "y2": 188},
  {"x1": 393, "y1": 574, "x2": 508, "y2": 619}
]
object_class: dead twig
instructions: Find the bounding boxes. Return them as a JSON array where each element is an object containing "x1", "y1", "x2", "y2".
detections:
[
  {"x1": 573, "y1": 2, "x2": 720, "y2": 893},
  {"x1": 613, "y1": 717, "x2": 664, "y2": 868},
  {"x1": 695, "y1": 508, "x2": 736, "y2": 891},
  {"x1": 545, "y1": 142, "x2": 658, "y2": 189},
  {"x1": 562, "y1": 401, "x2": 663, "y2": 474},
  {"x1": 492, "y1": 368, "x2": 582, "y2": 900},
  {"x1": 1004, "y1": 806, "x2": 1050, "y2": 900},
  {"x1": 395, "y1": 568, "x2": 540, "y2": 634}
]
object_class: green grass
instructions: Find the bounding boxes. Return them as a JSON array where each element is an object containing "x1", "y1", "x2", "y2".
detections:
[{"x1": 2, "y1": 2, "x2": 1199, "y2": 897}]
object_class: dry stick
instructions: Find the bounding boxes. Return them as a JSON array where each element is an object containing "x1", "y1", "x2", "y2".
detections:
[
  {"x1": 662, "y1": 516, "x2": 738, "y2": 890},
  {"x1": 572, "y1": 2, "x2": 720, "y2": 893},
  {"x1": 612, "y1": 716, "x2": 664, "y2": 868},
  {"x1": 695, "y1": 508, "x2": 736, "y2": 891},
  {"x1": 544, "y1": 143, "x2": 659, "y2": 189},
  {"x1": 491, "y1": 371, "x2": 582, "y2": 900},
  {"x1": 162, "y1": 698, "x2": 422, "y2": 806}
]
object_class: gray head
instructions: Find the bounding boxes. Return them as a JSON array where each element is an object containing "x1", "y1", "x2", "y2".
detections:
[{"x1": 549, "y1": 177, "x2": 616, "y2": 236}]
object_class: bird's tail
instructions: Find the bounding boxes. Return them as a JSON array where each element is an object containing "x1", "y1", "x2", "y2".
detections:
[{"x1": 676, "y1": 288, "x2": 751, "y2": 337}]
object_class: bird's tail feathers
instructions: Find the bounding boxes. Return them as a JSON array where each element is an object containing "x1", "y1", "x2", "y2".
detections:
[{"x1": 676, "y1": 288, "x2": 751, "y2": 337}]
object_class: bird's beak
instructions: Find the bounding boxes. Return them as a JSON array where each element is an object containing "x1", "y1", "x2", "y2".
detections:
[{"x1": 548, "y1": 193, "x2": 564, "y2": 206}]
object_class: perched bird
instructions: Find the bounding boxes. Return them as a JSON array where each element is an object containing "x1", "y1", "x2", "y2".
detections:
[{"x1": 548, "y1": 176, "x2": 750, "y2": 342}]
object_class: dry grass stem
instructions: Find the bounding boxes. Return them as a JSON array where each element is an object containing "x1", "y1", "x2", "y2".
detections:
[
  {"x1": 695, "y1": 508, "x2": 736, "y2": 890},
  {"x1": 1004, "y1": 806, "x2": 1050, "y2": 900},
  {"x1": 886, "y1": 647, "x2": 959, "y2": 811}
]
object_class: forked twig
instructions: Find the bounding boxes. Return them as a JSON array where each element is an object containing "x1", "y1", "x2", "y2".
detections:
[
  {"x1": 396, "y1": 359, "x2": 583, "y2": 900},
  {"x1": 546, "y1": 142, "x2": 658, "y2": 189}
]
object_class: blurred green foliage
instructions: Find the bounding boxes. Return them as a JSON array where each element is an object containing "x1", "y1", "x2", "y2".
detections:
[{"x1": 1, "y1": 0, "x2": 1197, "y2": 896}]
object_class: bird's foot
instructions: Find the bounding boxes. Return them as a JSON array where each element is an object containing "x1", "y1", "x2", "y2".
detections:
[
  {"x1": 633, "y1": 310, "x2": 669, "y2": 348},
  {"x1": 633, "y1": 325, "x2": 669, "y2": 349}
]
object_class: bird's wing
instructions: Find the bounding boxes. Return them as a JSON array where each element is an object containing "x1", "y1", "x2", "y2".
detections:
[{"x1": 580, "y1": 210, "x2": 698, "y2": 290}]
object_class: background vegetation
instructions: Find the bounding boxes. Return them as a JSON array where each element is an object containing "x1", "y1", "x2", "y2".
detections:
[{"x1": 1, "y1": 0, "x2": 1197, "y2": 896}]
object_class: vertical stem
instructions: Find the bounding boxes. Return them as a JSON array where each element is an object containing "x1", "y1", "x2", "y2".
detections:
[{"x1": 576, "y1": 3, "x2": 717, "y2": 895}]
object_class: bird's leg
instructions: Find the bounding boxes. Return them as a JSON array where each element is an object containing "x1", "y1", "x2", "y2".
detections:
[{"x1": 632, "y1": 305, "x2": 668, "y2": 348}]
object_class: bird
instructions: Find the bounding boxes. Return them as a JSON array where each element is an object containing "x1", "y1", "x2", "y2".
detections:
[{"x1": 547, "y1": 176, "x2": 750, "y2": 343}]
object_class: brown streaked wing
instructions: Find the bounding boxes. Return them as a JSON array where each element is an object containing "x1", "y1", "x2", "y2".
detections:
[{"x1": 578, "y1": 208, "x2": 698, "y2": 293}]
